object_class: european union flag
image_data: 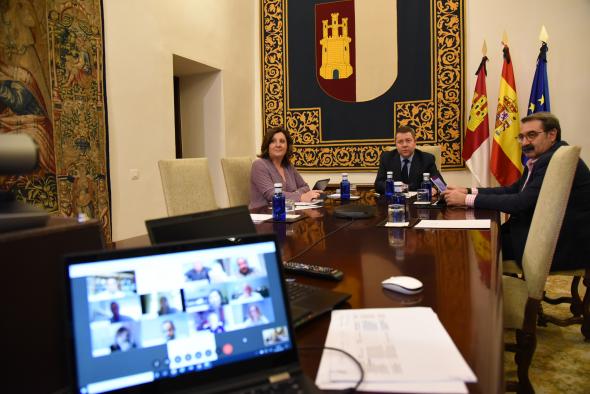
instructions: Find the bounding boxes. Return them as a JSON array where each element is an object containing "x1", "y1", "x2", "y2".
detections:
[
  {"x1": 527, "y1": 42, "x2": 550, "y2": 115},
  {"x1": 523, "y1": 42, "x2": 550, "y2": 165}
]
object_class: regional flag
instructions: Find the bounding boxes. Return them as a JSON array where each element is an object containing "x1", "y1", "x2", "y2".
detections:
[
  {"x1": 527, "y1": 42, "x2": 550, "y2": 115},
  {"x1": 463, "y1": 56, "x2": 491, "y2": 187},
  {"x1": 491, "y1": 45, "x2": 523, "y2": 186}
]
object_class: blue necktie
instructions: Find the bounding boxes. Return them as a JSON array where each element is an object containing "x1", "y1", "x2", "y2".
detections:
[{"x1": 401, "y1": 159, "x2": 410, "y2": 184}]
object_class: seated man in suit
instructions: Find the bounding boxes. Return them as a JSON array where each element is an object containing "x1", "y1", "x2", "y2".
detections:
[
  {"x1": 442, "y1": 112, "x2": 590, "y2": 271},
  {"x1": 374, "y1": 125, "x2": 444, "y2": 193}
]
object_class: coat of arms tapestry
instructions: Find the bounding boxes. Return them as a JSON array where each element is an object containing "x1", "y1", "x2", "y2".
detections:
[{"x1": 261, "y1": 0, "x2": 465, "y2": 170}]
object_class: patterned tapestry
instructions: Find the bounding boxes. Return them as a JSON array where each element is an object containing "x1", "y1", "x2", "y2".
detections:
[
  {"x1": 0, "y1": 0, "x2": 111, "y2": 241},
  {"x1": 261, "y1": 0, "x2": 465, "y2": 170}
]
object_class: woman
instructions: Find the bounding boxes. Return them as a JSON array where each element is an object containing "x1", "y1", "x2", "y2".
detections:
[
  {"x1": 110, "y1": 326, "x2": 135, "y2": 352},
  {"x1": 249, "y1": 127, "x2": 320, "y2": 209},
  {"x1": 243, "y1": 304, "x2": 269, "y2": 326}
]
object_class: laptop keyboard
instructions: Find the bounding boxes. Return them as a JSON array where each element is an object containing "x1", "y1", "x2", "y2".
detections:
[
  {"x1": 238, "y1": 377, "x2": 306, "y2": 394},
  {"x1": 286, "y1": 281, "x2": 319, "y2": 302}
]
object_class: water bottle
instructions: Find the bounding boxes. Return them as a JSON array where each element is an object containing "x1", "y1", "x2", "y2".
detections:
[
  {"x1": 389, "y1": 181, "x2": 406, "y2": 223},
  {"x1": 340, "y1": 173, "x2": 350, "y2": 201},
  {"x1": 421, "y1": 173, "x2": 432, "y2": 201},
  {"x1": 272, "y1": 183, "x2": 286, "y2": 221},
  {"x1": 385, "y1": 171, "x2": 394, "y2": 203},
  {"x1": 393, "y1": 181, "x2": 406, "y2": 205}
]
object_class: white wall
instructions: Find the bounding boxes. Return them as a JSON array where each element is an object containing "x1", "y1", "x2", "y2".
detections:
[
  {"x1": 105, "y1": 0, "x2": 589, "y2": 240},
  {"x1": 179, "y1": 71, "x2": 228, "y2": 207},
  {"x1": 465, "y1": 0, "x2": 590, "y2": 172},
  {"x1": 104, "y1": 0, "x2": 256, "y2": 241}
]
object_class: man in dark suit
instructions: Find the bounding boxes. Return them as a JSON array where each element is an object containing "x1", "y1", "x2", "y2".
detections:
[
  {"x1": 374, "y1": 126, "x2": 444, "y2": 193},
  {"x1": 443, "y1": 112, "x2": 590, "y2": 271}
]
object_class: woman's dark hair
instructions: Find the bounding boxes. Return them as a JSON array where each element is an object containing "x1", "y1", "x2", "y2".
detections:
[{"x1": 258, "y1": 127, "x2": 293, "y2": 167}]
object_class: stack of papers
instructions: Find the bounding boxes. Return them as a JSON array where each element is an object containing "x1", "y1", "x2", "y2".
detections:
[
  {"x1": 327, "y1": 194, "x2": 361, "y2": 200},
  {"x1": 250, "y1": 214, "x2": 272, "y2": 223},
  {"x1": 414, "y1": 219, "x2": 490, "y2": 229},
  {"x1": 249, "y1": 214, "x2": 301, "y2": 223},
  {"x1": 294, "y1": 202, "x2": 322, "y2": 210},
  {"x1": 316, "y1": 307, "x2": 476, "y2": 393},
  {"x1": 384, "y1": 222, "x2": 410, "y2": 228}
]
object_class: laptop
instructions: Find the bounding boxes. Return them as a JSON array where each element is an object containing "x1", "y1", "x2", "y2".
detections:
[
  {"x1": 312, "y1": 178, "x2": 330, "y2": 191},
  {"x1": 312, "y1": 178, "x2": 330, "y2": 201},
  {"x1": 145, "y1": 206, "x2": 351, "y2": 327},
  {"x1": 146, "y1": 206, "x2": 257, "y2": 245},
  {"x1": 63, "y1": 235, "x2": 321, "y2": 393}
]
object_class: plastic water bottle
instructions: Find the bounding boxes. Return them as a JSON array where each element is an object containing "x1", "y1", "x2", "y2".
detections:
[
  {"x1": 389, "y1": 181, "x2": 406, "y2": 223},
  {"x1": 385, "y1": 171, "x2": 394, "y2": 203},
  {"x1": 340, "y1": 173, "x2": 350, "y2": 201},
  {"x1": 272, "y1": 183, "x2": 286, "y2": 221},
  {"x1": 393, "y1": 181, "x2": 406, "y2": 205},
  {"x1": 421, "y1": 173, "x2": 432, "y2": 201}
]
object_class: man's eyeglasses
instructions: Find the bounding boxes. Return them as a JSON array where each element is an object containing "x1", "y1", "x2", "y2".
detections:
[{"x1": 515, "y1": 130, "x2": 546, "y2": 143}]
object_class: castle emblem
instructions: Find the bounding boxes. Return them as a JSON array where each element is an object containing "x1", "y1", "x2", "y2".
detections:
[{"x1": 319, "y1": 13, "x2": 353, "y2": 80}]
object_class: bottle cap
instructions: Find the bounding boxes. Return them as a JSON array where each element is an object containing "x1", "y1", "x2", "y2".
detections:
[
  {"x1": 387, "y1": 171, "x2": 393, "y2": 176},
  {"x1": 342, "y1": 173, "x2": 348, "y2": 176},
  {"x1": 394, "y1": 181, "x2": 403, "y2": 186},
  {"x1": 273, "y1": 182, "x2": 282, "y2": 188}
]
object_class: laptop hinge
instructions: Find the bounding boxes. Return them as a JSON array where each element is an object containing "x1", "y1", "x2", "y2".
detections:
[{"x1": 268, "y1": 371, "x2": 291, "y2": 384}]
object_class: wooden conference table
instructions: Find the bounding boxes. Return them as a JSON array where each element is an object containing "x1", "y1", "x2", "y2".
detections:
[{"x1": 117, "y1": 189, "x2": 504, "y2": 394}]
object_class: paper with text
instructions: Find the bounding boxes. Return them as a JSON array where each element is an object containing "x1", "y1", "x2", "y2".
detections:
[{"x1": 315, "y1": 307, "x2": 476, "y2": 392}]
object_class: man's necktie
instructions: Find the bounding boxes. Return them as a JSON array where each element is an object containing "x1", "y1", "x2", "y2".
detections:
[{"x1": 401, "y1": 159, "x2": 410, "y2": 184}]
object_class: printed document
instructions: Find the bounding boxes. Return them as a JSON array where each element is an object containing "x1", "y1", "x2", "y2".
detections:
[{"x1": 315, "y1": 307, "x2": 476, "y2": 392}]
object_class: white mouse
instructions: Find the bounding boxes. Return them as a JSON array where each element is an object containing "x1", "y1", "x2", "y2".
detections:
[{"x1": 381, "y1": 276, "x2": 423, "y2": 295}]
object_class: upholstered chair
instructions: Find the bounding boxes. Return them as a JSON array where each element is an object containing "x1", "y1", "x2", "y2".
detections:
[
  {"x1": 502, "y1": 145, "x2": 580, "y2": 393},
  {"x1": 537, "y1": 268, "x2": 589, "y2": 340},
  {"x1": 221, "y1": 156, "x2": 255, "y2": 207},
  {"x1": 158, "y1": 158, "x2": 218, "y2": 216}
]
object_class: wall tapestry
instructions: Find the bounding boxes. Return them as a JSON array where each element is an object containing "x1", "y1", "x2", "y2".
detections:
[
  {"x1": 261, "y1": 0, "x2": 465, "y2": 170},
  {"x1": 0, "y1": 0, "x2": 111, "y2": 241}
]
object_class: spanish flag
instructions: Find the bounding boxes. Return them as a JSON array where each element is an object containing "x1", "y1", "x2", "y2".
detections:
[
  {"x1": 463, "y1": 56, "x2": 491, "y2": 187},
  {"x1": 491, "y1": 45, "x2": 523, "y2": 186}
]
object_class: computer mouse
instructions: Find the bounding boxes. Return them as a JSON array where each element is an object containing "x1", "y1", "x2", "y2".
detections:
[{"x1": 381, "y1": 276, "x2": 423, "y2": 295}]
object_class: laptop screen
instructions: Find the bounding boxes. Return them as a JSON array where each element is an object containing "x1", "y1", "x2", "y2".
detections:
[{"x1": 65, "y1": 236, "x2": 295, "y2": 394}]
